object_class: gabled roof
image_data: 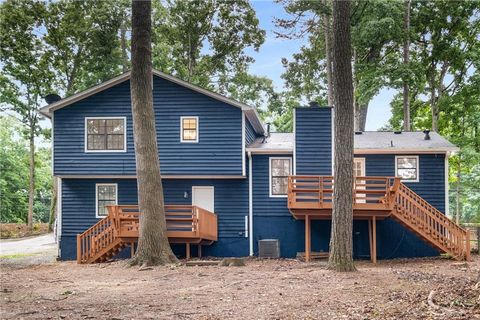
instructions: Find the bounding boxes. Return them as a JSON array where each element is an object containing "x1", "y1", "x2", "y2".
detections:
[
  {"x1": 246, "y1": 131, "x2": 458, "y2": 154},
  {"x1": 39, "y1": 69, "x2": 265, "y2": 135}
]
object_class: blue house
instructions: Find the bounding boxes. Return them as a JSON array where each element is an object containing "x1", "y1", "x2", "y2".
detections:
[{"x1": 40, "y1": 70, "x2": 470, "y2": 263}]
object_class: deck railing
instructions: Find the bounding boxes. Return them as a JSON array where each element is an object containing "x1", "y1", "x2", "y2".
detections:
[
  {"x1": 288, "y1": 176, "x2": 400, "y2": 210},
  {"x1": 77, "y1": 204, "x2": 217, "y2": 263},
  {"x1": 394, "y1": 183, "x2": 470, "y2": 260}
]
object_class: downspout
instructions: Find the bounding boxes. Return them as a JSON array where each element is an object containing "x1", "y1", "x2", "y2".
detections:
[{"x1": 248, "y1": 151, "x2": 254, "y2": 256}]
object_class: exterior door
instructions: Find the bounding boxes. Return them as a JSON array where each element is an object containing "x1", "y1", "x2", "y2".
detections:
[
  {"x1": 354, "y1": 158, "x2": 366, "y2": 203},
  {"x1": 192, "y1": 186, "x2": 214, "y2": 212}
]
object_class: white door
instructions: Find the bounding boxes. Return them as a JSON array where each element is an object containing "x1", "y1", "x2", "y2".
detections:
[
  {"x1": 192, "y1": 186, "x2": 214, "y2": 212},
  {"x1": 354, "y1": 158, "x2": 366, "y2": 203}
]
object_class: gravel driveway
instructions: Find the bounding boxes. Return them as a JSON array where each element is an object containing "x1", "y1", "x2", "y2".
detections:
[{"x1": 0, "y1": 233, "x2": 57, "y2": 266}]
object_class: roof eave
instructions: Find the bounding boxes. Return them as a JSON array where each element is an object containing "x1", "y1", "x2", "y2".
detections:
[{"x1": 354, "y1": 147, "x2": 459, "y2": 154}]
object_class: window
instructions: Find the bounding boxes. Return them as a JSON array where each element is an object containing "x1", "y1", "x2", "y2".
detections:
[
  {"x1": 269, "y1": 157, "x2": 292, "y2": 197},
  {"x1": 395, "y1": 156, "x2": 419, "y2": 182},
  {"x1": 96, "y1": 184, "x2": 117, "y2": 217},
  {"x1": 85, "y1": 117, "x2": 126, "y2": 152},
  {"x1": 180, "y1": 116, "x2": 198, "y2": 142}
]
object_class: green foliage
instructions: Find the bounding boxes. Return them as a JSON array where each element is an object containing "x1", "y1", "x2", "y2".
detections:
[{"x1": 0, "y1": 116, "x2": 51, "y2": 223}]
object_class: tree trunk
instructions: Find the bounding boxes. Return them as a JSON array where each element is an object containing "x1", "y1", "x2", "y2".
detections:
[
  {"x1": 121, "y1": 21, "x2": 129, "y2": 73},
  {"x1": 27, "y1": 130, "x2": 35, "y2": 230},
  {"x1": 323, "y1": 0, "x2": 334, "y2": 106},
  {"x1": 354, "y1": 102, "x2": 368, "y2": 132},
  {"x1": 328, "y1": 0, "x2": 356, "y2": 272},
  {"x1": 129, "y1": 0, "x2": 177, "y2": 266},
  {"x1": 402, "y1": 0, "x2": 411, "y2": 131},
  {"x1": 48, "y1": 177, "x2": 57, "y2": 232},
  {"x1": 455, "y1": 155, "x2": 461, "y2": 224}
]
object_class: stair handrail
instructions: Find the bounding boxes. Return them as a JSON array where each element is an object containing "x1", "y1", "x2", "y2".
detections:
[
  {"x1": 394, "y1": 182, "x2": 470, "y2": 260},
  {"x1": 76, "y1": 207, "x2": 116, "y2": 264}
]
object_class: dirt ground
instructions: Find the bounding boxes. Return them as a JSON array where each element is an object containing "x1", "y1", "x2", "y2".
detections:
[{"x1": 1, "y1": 257, "x2": 479, "y2": 320}]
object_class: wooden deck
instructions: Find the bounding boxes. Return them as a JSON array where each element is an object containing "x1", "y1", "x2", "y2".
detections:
[
  {"x1": 287, "y1": 175, "x2": 470, "y2": 263},
  {"x1": 77, "y1": 205, "x2": 217, "y2": 264}
]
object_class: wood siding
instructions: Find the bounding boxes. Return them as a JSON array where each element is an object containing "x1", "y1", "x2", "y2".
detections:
[
  {"x1": 295, "y1": 107, "x2": 332, "y2": 175},
  {"x1": 60, "y1": 178, "x2": 249, "y2": 260},
  {"x1": 53, "y1": 76, "x2": 244, "y2": 176}
]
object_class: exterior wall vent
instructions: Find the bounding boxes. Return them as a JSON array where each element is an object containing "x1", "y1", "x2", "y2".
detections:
[
  {"x1": 355, "y1": 131, "x2": 362, "y2": 135},
  {"x1": 394, "y1": 131, "x2": 402, "y2": 134},
  {"x1": 258, "y1": 239, "x2": 280, "y2": 258}
]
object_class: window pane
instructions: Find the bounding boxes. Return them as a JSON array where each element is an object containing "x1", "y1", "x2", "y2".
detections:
[
  {"x1": 397, "y1": 168, "x2": 417, "y2": 180},
  {"x1": 97, "y1": 185, "x2": 116, "y2": 217},
  {"x1": 183, "y1": 118, "x2": 197, "y2": 130},
  {"x1": 183, "y1": 129, "x2": 197, "y2": 141},
  {"x1": 397, "y1": 157, "x2": 417, "y2": 169},
  {"x1": 87, "y1": 134, "x2": 106, "y2": 150},
  {"x1": 272, "y1": 177, "x2": 288, "y2": 195},
  {"x1": 107, "y1": 134, "x2": 124, "y2": 150},
  {"x1": 272, "y1": 159, "x2": 290, "y2": 176},
  {"x1": 106, "y1": 119, "x2": 124, "y2": 134},
  {"x1": 87, "y1": 119, "x2": 105, "y2": 134}
]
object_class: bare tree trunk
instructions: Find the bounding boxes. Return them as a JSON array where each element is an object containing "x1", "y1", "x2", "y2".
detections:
[
  {"x1": 323, "y1": 0, "x2": 334, "y2": 106},
  {"x1": 354, "y1": 102, "x2": 368, "y2": 132},
  {"x1": 27, "y1": 130, "x2": 35, "y2": 230},
  {"x1": 48, "y1": 177, "x2": 57, "y2": 232},
  {"x1": 328, "y1": 0, "x2": 356, "y2": 272},
  {"x1": 455, "y1": 155, "x2": 461, "y2": 224},
  {"x1": 121, "y1": 24, "x2": 129, "y2": 73},
  {"x1": 129, "y1": 0, "x2": 177, "y2": 266},
  {"x1": 403, "y1": 0, "x2": 411, "y2": 131}
]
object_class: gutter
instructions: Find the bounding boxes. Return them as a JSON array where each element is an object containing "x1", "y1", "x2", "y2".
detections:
[{"x1": 248, "y1": 151, "x2": 254, "y2": 256}]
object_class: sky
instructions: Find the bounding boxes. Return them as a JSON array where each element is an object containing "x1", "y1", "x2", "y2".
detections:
[{"x1": 248, "y1": 0, "x2": 394, "y2": 131}]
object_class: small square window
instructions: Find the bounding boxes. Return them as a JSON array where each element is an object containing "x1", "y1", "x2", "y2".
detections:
[
  {"x1": 395, "y1": 156, "x2": 419, "y2": 182},
  {"x1": 181, "y1": 117, "x2": 198, "y2": 143},
  {"x1": 96, "y1": 184, "x2": 117, "y2": 217}
]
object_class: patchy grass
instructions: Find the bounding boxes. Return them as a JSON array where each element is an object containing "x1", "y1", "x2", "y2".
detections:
[{"x1": 0, "y1": 253, "x2": 41, "y2": 259}]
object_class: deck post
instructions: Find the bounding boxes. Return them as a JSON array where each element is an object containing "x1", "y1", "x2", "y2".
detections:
[
  {"x1": 76, "y1": 234, "x2": 81, "y2": 264},
  {"x1": 305, "y1": 215, "x2": 311, "y2": 262},
  {"x1": 465, "y1": 231, "x2": 471, "y2": 261},
  {"x1": 368, "y1": 219, "x2": 372, "y2": 261},
  {"x1": 130, "y1": 242, "x2": 135, "y2": 258},
  {"x1": 186, "y1": 243, "x2": 190, "y2": 260},
  {"x1": 198, "y1": 244, "x2": 202, "y2": 258},
  {"x1": 372, "y1": 216, "x2": 377, "y2": 264}
]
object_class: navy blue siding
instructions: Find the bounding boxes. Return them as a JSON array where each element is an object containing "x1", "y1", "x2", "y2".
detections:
[
  {"x1": 251, "y1": 154, "x2": 329, "y2": 258},
  {"x1": 356, "y1": 153, "x2": 446, "y2": 258},
  {"x1": 60, "y1": 178, "x2": 249, "y2": 260},
  {"x1": 54, "y1": 76, "x2": 244, "y2": 176},
  {"x1": 295, "y1": 107, "x2": 332, "y2": 175},
  {"x1": 245, "y1": 118, "x2": 257, "y2": 145}
]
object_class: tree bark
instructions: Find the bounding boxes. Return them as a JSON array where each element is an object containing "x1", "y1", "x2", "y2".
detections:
[
  {"x1": 121, "y1": 21, "x2": 129, "y2": 73},
  {"x1": 48, "y1": 177, "x2": 57, "y2": 232},
  {"x1": 403, "y1": 0, "x2": 411, "y2": 131},
  {"x1": 27, "y1": 130, "x2": 35, "y2": 230},
  {"x1": 129, "y1": 0, "x2": 177, "y2": 266},
  {"x1": 323, "y1": 0, "x2": 334, "y2": 106},
  {"x1": 354, "y1": 101, "x2": 368, "y2": 132},
  {"x1": 328, "y1": 0, "x2": 356, "y2": 272}
]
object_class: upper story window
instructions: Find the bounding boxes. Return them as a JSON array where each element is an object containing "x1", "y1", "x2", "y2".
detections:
[
  {"x1": 85, "y1": 117, "x2": 126, "y2": 152},
  {"x1": 269, "y1": 157, "x2": 292, "y2": 197},
  {"x1": 180, "y1": 116, "x2": 198, "y2": 143},
  {"x1": 395, "y1": 156, "x2": 419, "y2": 182},
  {"x1": 96, "y1": 183, "x2": 117, "y2": 218}
]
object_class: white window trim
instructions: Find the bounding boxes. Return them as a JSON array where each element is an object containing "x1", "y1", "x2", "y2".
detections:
[
  {"x1": 84, "y1": 116, "x2": 127, "y2": 153},
  {"x1": 95, "y1": 183, "x2": 118, "y2": 218},
  {"x1": 180, "y1": 116, "x2": 199, "y2": 143},
  {"x1": 269, "y1": 157, "x2": 293, "y2": 198},
  {"x1": 395, "y1": 155, "x2": 420, "y2": 183}
]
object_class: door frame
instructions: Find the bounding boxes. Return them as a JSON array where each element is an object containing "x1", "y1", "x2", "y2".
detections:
[
  {"x1": 192, "y1": 186, "x2": 215, "y2": 212},
  {"x1": 354, "y1": 158, "x2": 366, "y2": 203}
]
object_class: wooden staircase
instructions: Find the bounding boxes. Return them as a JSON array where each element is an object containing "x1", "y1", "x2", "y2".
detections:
[
  {"x1": 391, "y1": 182, "x2": 470, "y2": 260},
  {"x1": 77, "y1": 205, "x2": 218, "y2": 264},
  {"x1": 287, "y1": 175, "x2": 471, "y2": 261}
]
